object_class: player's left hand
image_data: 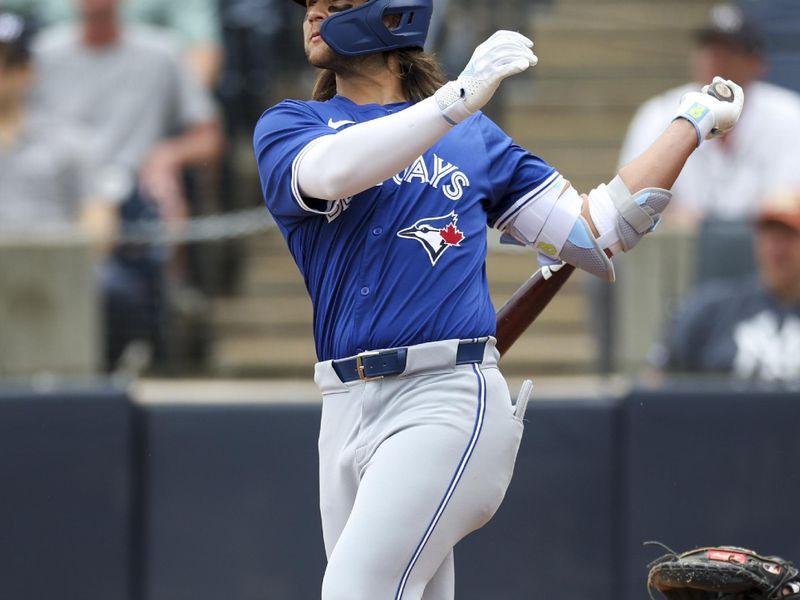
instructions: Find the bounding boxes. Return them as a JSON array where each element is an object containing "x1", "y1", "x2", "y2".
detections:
[
  {"x1": 675, "y1": 76, "x2": 744, "y2": 146},
  {"x1": 434, "y1": 30, "x2": 537, "y2": 124},
  {"x1": 461, "y1": 30, "x2": 538, "y2": 102}
]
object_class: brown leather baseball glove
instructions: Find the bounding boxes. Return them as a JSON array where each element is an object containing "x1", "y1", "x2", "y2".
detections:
[{"x1": 647, "y1": 544, "x2": 800, "y2": 600}]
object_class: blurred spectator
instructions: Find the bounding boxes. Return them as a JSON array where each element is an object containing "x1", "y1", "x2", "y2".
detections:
[
  {"x1": 123, "y1": 0, "x2": 222, "y2": 87},
  {"x1": 619, "y1": 3, "x2": 800, "y2": 227},
  {"x1": 32, "y1": 0, "x2": 222, "y2": 223},
  {"x1": 0, "y1": 11, "x2": 115, "y2": 246},
  {"x1": 2, "y1": 0, "x2": 222, "y2": 86},
  {"x1": 652, "y1": 189, "x2": 800, "y2": 383},
  {"x1": 29, "y1": 0, "x2": 223, "y2": 368}
]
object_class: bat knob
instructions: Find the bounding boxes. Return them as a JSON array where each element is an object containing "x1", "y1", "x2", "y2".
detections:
[{"x1": 708, "y1": 81, "x2": 734, "y2": 102}]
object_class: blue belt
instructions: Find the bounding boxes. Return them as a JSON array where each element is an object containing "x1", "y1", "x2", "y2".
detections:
[{"x1": 332, "y1": 340, "x2": 486, "y2": 383}]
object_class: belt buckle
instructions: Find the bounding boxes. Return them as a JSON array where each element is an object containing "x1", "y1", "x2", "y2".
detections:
[{"x1": 356, "y1": 350, "x2": 384, "y2": 382}]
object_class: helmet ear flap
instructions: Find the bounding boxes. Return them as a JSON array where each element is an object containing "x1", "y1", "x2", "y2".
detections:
[{"x1": 319, "y1": 0, "x2": 433, "y2": 56}]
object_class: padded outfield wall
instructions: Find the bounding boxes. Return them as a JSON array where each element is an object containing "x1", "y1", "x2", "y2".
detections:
[{"x1": 1, "y1": 382, "x2": 798, "y2": 600}]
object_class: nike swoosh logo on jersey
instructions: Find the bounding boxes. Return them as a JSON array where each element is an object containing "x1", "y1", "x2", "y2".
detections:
[{"x1": 328, "y1": 118, "x2": 356, "y2": 129}]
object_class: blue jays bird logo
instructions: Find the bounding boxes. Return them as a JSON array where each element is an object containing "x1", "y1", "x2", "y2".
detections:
[{"x1": 397, "y1": 211, "x2": 466, "y2": 266}]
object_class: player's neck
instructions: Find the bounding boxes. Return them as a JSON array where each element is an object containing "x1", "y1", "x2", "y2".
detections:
[
  {"x1": 82, "y1": 15, "x2": 122, "y2": 48},
  {"x1": 335, "y1": 59, "x2": 407, "y2": 106},
  {"x1": 772, "y1": 282, "x2": 800, "y2": 306}
]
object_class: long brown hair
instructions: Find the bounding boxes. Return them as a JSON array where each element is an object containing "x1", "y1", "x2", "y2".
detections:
[{"x1": 311, "y1": 48, "x2": 448, "y2": 103}]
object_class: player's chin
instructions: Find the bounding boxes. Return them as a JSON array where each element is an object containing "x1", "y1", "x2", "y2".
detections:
[{"x1": 305, "y1": 43, "x2": 336, "y2": 69}]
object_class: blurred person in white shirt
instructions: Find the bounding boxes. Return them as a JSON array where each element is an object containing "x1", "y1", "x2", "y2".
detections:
[
  {"x1": 28, "y1": 0, "x2": 224, "y2": 368},
  {"x1": 32, "y1": 0, "x2": 223, "y2": 226},
  {"x1": 619, "y1": 3, "x2": 800, "y2": 228},
  {"x1": 0, "y1": 10, "x2": 114, "y2": 249},
  {"x1": 2, "y1": 0, "x2": 222, "y2": 87}
]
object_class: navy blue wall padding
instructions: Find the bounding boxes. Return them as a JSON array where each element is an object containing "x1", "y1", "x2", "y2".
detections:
[
  {"x1": 140, "y1": 403, "x2": 327, "y2": 600},
  {"x1": 619, "y1": 385, "x2": 800, "y2": 600},
  {"x1": 457, "y1": 397, "x2": 620, "y2": 600},
  {"x1": 4, "y1": 383, "x2": 799, "y2": 600},
  {"x1": 139, "y1": 397, "x2": 619, "y2": 600},
  {"x1": 0, "y1": 386, "x2": 133, "y2": 600}
]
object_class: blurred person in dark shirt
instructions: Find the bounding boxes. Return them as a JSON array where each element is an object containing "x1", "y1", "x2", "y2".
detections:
[
  {"x1": 653, "y1": 190, "x2": 800, "y2": 383},
  {"x1": 0, "y1": 10, "x2": 114, "y2": 248}
]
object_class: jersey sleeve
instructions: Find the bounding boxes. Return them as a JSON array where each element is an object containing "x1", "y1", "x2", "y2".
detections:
[
  {"x1": 253, "y1": 100, "x2": 339, "y2": 221},
  {"x1": 474, "y1": 115, "x2": 559, "y2": 230},
  {"x1": 652, "y1": 299, "x2": 704, "y2": 372},
  {"x1": 653, "y1": 281, "x2": 728, "y2": 373}
]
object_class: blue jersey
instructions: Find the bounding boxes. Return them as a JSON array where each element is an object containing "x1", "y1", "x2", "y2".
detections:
[{"x1": 253, "y1": 95, "x2": 559, "y2": 361}]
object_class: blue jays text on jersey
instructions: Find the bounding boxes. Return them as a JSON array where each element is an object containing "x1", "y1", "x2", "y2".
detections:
[{"x1": 253, "y1": 95, "x2": 559, "y2": 361}]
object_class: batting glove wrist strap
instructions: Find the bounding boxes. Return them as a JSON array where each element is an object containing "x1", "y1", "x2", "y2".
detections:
[
  {"x1": 674, "y1": 76, "x2": 744, "y2": 147},
  {"x1": 434, "y1": 81, "x2": 474, "y2": 125},
  {"x1": 675, "y1": 95, "x2": 716, "y2": 147}
]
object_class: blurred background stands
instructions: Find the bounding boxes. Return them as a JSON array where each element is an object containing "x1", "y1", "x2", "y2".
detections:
[{"x1": 2, "y1": 0, "x2": 800, "y2": 381}]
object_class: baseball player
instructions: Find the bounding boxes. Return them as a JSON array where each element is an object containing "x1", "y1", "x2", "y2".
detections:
[{"x1": 253, "y1": 1, "x2": 744, "y2": 598}]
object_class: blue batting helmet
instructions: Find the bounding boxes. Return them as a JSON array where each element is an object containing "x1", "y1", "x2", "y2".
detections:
[{"x1": 291, "y1": 0, "x2": 433, "y2": 57}]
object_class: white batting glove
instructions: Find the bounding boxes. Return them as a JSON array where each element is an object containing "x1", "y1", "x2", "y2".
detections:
[
  {"x1": 434, "y1": 30, "x2": 538, "y2": 125},
  {"x1": 675, "y1": 76, "x2": 744, "y2": 147}
]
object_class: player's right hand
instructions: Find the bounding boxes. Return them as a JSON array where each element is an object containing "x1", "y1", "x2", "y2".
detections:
[
  {"x1": 434, "y1": 30, "x2": 537, "y2": 125},
  {"x1": 675, "y1": 76, "x2": 744, "y2": 146}
]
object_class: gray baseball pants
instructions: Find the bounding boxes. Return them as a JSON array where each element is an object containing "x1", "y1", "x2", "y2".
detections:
[{"x1": 314, "y1": 338, "x2": 527, "y2": 600}]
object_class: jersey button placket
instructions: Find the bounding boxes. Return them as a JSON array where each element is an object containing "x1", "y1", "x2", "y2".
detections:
[
  {"x1": 354, "y1": 208, "x2": 385, "y2": 346},
  {"x1": 354, "y1": 281, "x2": 373, "y2": 348}
]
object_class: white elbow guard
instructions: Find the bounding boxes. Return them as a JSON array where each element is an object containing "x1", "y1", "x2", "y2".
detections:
[
  {"x1": 588, "y1": 175, "x2": 672, "y2": 255},
  {"x1": 500, "y1": 177, "x2": 616, "y2": 281}
]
